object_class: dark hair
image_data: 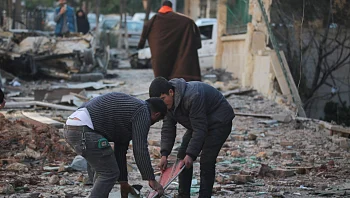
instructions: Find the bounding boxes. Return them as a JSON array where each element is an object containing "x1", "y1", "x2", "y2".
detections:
[
  {"x1": 149, "y1": 77, "x2": 173, "y2": 97},
  {"x1": 162, "y1": 1, "x2": 173, "y2": 8},
  {"x1": 76, "y1": 9, "x2": 86, "y2": 17},
  {"x1": 146, "y1": 97, "x2": 168, "y2": 117}
]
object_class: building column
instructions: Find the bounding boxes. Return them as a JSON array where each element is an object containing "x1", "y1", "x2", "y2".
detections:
[
  {"x1": 214, "y1": 0, "x2": 227, "y2": 69},
  {"x1": 184, "y1": 0, "x2": 200, "y2": 20}
]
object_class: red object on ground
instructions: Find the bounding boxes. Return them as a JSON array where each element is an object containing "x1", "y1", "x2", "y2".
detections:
[{"x1": 148, "y1": 159, "x2": 185, "y2": 198}]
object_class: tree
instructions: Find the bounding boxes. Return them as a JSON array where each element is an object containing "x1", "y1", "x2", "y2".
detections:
[
  {"x1": 271, "y1": 0, "x2": 350, "y2": 119},
  {"x1": 25, "y1": 0, "x2": 55, "y2": 10},
  {"x1": 145, "y1": 0, "x2": 152, "y2": 21}
]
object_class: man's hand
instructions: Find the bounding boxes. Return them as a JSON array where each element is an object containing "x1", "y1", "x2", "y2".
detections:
[
  {"x1": 59, "y1": 6, "x2": 67, "y2": 14},
  {"x1": 149, "y1": 180, "x2": 164, "y2": 196},
  {"x1": 0, "y1": 99, "x2": 5, "y2": 109},
  {"x1": 182, "y1": 155, "x2": 193, "y2": 169},
  {"x1": 120, "y1": 182, "x2": 134, "y2": 198},
  {"x1": 159, "y1": 156, "x2": 168, "y2": 171}
]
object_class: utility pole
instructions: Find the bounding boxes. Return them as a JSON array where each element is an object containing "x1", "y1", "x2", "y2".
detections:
[
  {"x1": 95, "y1": 0, "x2": 100, "y2": 30},
  {"x1": 145, "y1": 0, "x2": 152, "y2": 22},
  {"x1": 123, "y1": 0, "x2": 129, "y2": 53},
  {"x1": 13, "y1": 0, "x2": 21, "y2": 29},
  {"x1": 117, "y1": 0, "x2": 124, "y2": 49}
]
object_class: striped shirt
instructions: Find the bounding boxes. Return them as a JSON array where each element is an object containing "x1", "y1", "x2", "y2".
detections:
[{"x1": 80, "y1": 92, "x2": 155, "y2": 181}]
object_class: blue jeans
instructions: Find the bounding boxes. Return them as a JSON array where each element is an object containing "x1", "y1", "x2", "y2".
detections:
[{"x1": 63, "y1": 126, "x2": 119, "y2": 198}]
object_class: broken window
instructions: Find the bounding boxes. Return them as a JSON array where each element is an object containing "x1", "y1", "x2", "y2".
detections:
[
  {"x1": 226, "y1": 0, "x2": 252, "y2": 35},
  {"x1": 199, "y1": 24, "x2": 213, "y2": 40}
]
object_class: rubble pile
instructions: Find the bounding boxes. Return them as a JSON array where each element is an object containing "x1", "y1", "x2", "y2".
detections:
[
  {"x1": 1, "y1": 69, "x2": 350, "y2": 197},
  {"x1": 0, "y1": 113, "x2": 73, "y2": 164},
  {"x1": 141, "y1": 93, "x2": 350, "y2": 197}
]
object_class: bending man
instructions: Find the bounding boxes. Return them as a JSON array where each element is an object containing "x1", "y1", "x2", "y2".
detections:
[
  {"x1": 63, "y1": 92, "x2": 165, "y2": 198},
  {"x1": 149, "y1": 77, "x2": 235, "y2": 197}
]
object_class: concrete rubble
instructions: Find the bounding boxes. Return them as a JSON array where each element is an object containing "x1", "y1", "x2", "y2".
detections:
[{"x1": 0, "y1": 69, "x2": 350, "y2": 197}]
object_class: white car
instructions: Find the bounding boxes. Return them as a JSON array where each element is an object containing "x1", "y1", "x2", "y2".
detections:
[
  {"x1": 88, "y1": 13, "x2": 104, "y2": 31},
  {"x1": 130, "y1": 19, "x2": 217, "y2": 69},
  {"x1": 132, "y1": 12, "x2": 157, "y2": 22}
]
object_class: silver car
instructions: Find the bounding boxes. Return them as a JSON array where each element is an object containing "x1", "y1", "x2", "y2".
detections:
[{"x1": 99, "y1": 17, "x2": 143, "y2": 49}]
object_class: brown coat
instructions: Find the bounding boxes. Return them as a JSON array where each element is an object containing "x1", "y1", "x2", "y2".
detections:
[{"x1": 138, "y1": 12, "x2": 202, "y2": 81}]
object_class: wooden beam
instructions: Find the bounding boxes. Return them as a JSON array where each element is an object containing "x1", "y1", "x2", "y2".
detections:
[
  {"x1": 270, "y1": 51, "x2": 306, "y2": 117},
  {"x1": 22, "y1": 111, "x2": 64, "y2": 128},
  {"x1": 4, "y1": 101, "x2": 76, "y2": 111}
]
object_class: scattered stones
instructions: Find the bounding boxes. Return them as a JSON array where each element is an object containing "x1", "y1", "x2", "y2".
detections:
[
  {"x1": 232, "y1": 135, "x2": 245, "y2": 141},
  {"x1": 331, "y1": 137, "x2": 350, "y2": 149},
  {"x1": 25, "y1": 147, "x2": 41, "y2": 159},
  {"x1": 329, "y1": 152, "x2": 341, "y2": 157},
  {"x1": 258, "y1": 142, "x2": 272, "y2": 149},
  {"x1": 58, "y1": 163, "x2": 66, "y2": 172},
  {"x1": 0, "y1": 183, "x2": 15, "y2": 194},
  {"x1": 280, "y1": 141, "x2": 294, "y2": 147},
  {"x1": 247, "y1": 133, "x2": 257, "y2": 141},
  {"x1": 230, "y1": 174, "x2": 253, "y2": 184},
  {"x1": 150, "y1": 146, "x2": 161, "y2": 159},
  {"x1": 6, "y1": 162, "x2": 29, "y2": 172},
  {"x1": 1, "y1": 69, "x2": 350, "y2": 198},
  {"x1": 216, "y1": 156, "x2": 225, "y2": 163},
  {"x1": 59, "y1": 179, "x2": 66, "y2": 186},
  {"x1": 219, "y1": 150, "x2": 227, "y2": 156},
  {"x1": 256, "y1": 152, "x2": 267, "y2": 158},
  {"x1": 49, "y1": 175, "x2": 60, "y2": 185},
  {"x1": 281, "y1": 152, "x2": 297, "y2": 159},
  {"x1": 230, "y1": 150, "x2": 242, "y2": 157},
  {"x1": 212, "y1": 184, "x2": 222, "y2": 193},
  {"x1": 148, "y1": 140, "x2": 160, "y2": 147},
  {"x1": 215, "y1": 175, "x2": 226, "y2": 184},
  {"x1": 258, "y1": 164, "x2": 274, "y2": 177},
  {"x1": 273, "y1": 169, "x2": 296, "y2": 177}
]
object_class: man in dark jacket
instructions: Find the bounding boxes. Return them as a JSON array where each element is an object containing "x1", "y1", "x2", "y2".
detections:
[
  {"x1": 138, "y1": 1, "x2": 202, "y2": 81},
  {"x1": 149, "y1": 77, "x2": 235, "y2": 197},
  {"x1": 64, "y1": 93, "x2": 165, "y2": 198}
]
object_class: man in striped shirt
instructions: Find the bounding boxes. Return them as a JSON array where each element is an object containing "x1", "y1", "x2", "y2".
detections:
[{"x1": 63, "y1": 93, "x2": 166, "y2": 198}]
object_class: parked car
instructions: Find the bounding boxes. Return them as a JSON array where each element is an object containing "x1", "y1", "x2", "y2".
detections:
[
  {"x1": 99, "y1": 16, "x2": 143, "y2": 49},
  {"x1": 132, "y1": 12, "x2": 156, "y2": 21},
  {"x1": 130, "y1": 19, "x2": 217, "y2": 69},
  {"x1": 87, "y1": 13, "x2": 104, "y2": 31}
]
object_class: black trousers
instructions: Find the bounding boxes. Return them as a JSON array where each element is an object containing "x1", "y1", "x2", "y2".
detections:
[{"x1": 177, "y1": 123, "x2": 232, "y2": 198}]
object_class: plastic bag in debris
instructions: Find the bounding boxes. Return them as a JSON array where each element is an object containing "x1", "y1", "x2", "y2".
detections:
[{"x1": 70, "y1": 155, "x2": 87, "y2": 171}]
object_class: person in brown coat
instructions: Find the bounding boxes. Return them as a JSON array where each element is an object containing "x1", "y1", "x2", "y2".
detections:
[{"x1": 138, "y1": 1, "x2": 202, "y2": 82}]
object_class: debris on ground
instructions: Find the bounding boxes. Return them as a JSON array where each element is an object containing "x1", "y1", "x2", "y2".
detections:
[{"x1": 1, "y1": 69, "x2": 350, "y2": 197}]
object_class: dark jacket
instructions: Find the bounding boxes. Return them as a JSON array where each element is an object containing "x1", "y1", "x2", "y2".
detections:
[
  {"x1": 76, "y1": 10, "x2": 90, "y2": 34},
  {"x1": 138, "y1": 12, "x2": 202, "y2": 81},
  {"x1": 160, "y1": 78, "x2": 235, "y2": 159}
]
